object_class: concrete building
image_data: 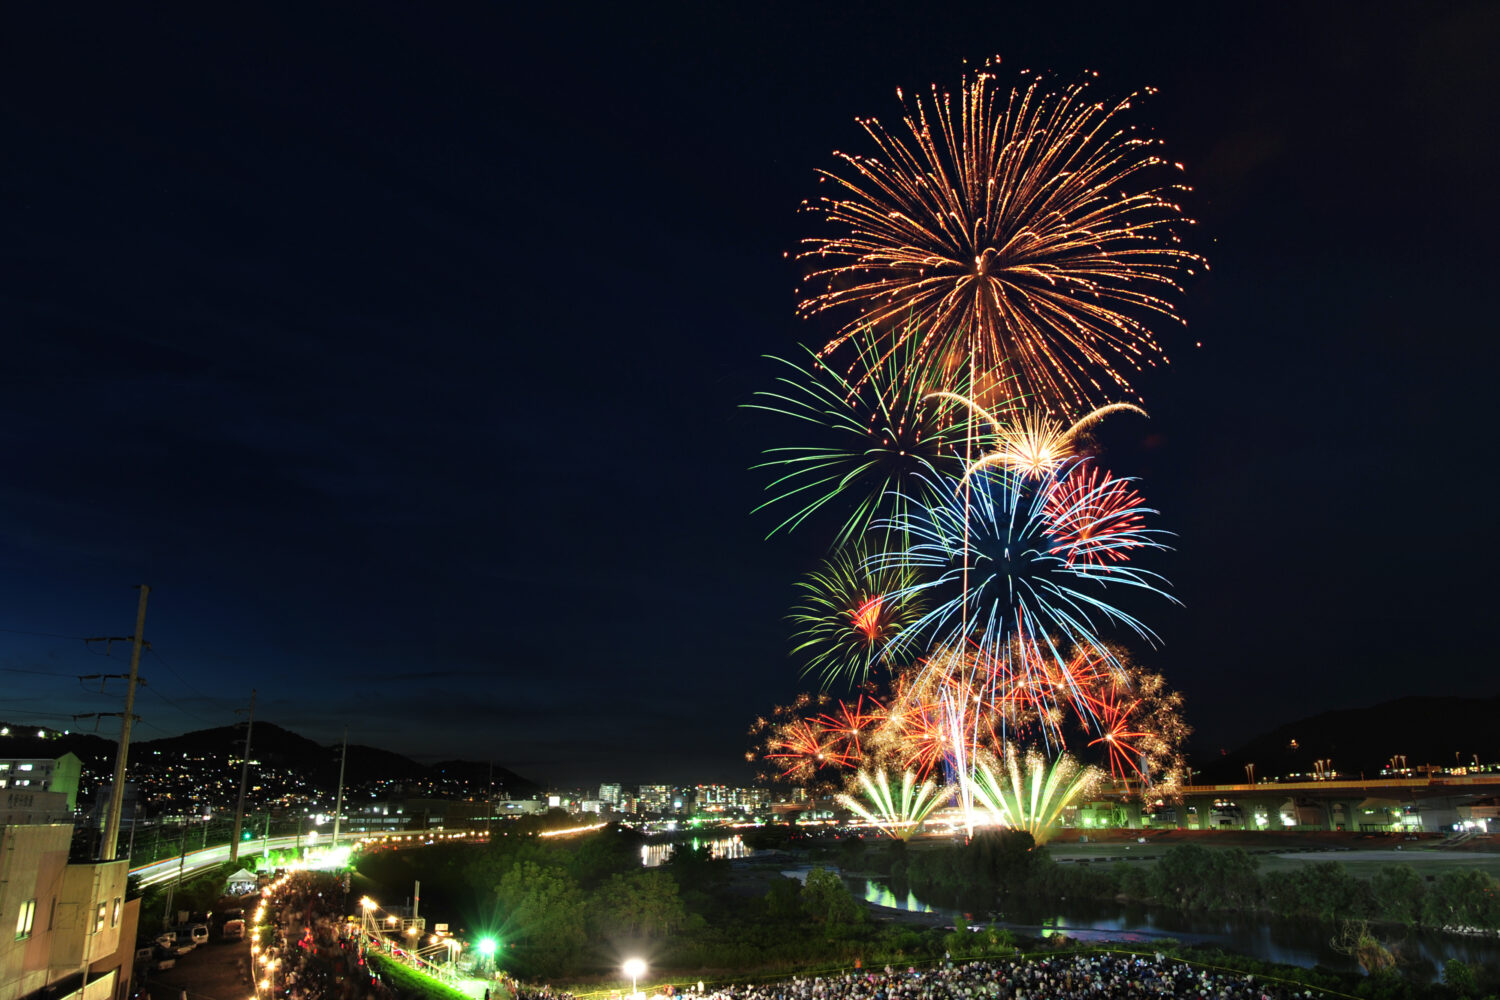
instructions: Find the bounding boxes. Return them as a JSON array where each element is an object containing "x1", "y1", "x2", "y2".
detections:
[
  {"x1": 0, "y1": 791, "x2": 74, "y2": 826},
  {"x1": 0, "y1": 823, "x2": 136, "y2": 1000},
  {"x1": 0, "y1": 755, "x2": 81, "y2": 813}
]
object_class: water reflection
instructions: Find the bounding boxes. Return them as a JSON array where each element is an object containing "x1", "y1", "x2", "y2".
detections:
[
  {"x1": 862, "y1": 879, "x2": 938, "y2": 914},
  {"x1": 844, "y1": 877, "x2": 1500, "y2": 982},
  {"x1": 640, "y1": 834, "x2": 752, "y2": 867}
]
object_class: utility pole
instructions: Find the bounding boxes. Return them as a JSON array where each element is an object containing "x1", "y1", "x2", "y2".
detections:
[
  {"x1": 230, "y1": 690, "x2": 257, "y2": 864},
  {"x1": 332, "y1": 727, "x2": 348, "y2": 848},
  {"x1": 100, "y1": 585, "x2": 150, "y2": 861}
]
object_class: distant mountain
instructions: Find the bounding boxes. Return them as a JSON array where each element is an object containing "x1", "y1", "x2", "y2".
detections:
[
  {"x1": 1190, "y1": 694, "x2": 1500, "y2": 784},
  {"x1": 0, "y1": 719, "x2": 538, "y2": 798}
]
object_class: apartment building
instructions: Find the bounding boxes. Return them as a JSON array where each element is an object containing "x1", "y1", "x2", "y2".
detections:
[{"x1": 0, "y1": 823, "x2": 136, "y2": 1000}]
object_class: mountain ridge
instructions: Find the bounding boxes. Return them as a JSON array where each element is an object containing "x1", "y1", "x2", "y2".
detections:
[{"x1": 0, "y1": 720, "x2": 540, "y2": 798}]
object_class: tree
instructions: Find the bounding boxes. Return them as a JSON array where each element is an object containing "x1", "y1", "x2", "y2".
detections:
[
  {"x1": 1443, "y1": 959, "x2": 1478, "y2": 999},
  {"x1": 495, "y1": 861, "x2": 587, "y2": 976},
  {"x1": 594, "y1": 870, "x2": 685, "y2": 939},
  {"x1": 801, "y1": 867, "x2": 862, "y2": 930},
  {"x1": 1369, "y1": 865, "x2": 1424, "y2": 926},
  {"x1": 763, "y1": 876, "x2": 803, "y2": 921}
]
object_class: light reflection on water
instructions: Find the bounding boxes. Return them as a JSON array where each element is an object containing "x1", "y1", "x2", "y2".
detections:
[
  {"x1": 862, "y1": 879, "x2": 938, "y2": 914},
  {"x1": 640, "y1": 834, "x2": 752, "y2": 867}
]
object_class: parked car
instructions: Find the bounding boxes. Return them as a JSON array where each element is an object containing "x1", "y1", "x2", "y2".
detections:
[
  {"x1": 185, "y1": 924, "x2": 209, "y2": 945},
  {"x1": 153, "y1": 931, "x2": 176, "y2": 950},
  {"x1": 221, "y1": 919, "x2": 246, "y2": 941}
]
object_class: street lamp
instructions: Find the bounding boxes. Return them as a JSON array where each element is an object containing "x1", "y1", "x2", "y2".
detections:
[{"x1": 624, "y1": 958, "x2": 646, "y2": 1000}]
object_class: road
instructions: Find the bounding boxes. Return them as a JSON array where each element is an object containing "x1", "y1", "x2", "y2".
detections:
[
  {"x1": 130, "y1": 830, "x2": 487, "y2": 889},
  {"x1": 131, "y1": 835, "x2": 305, "y2": 889}
]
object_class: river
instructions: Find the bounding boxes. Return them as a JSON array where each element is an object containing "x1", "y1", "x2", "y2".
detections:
[
  {"x1": 846, "y1": 875, "x2": 1500, "y2": 981},
  {"x1": 640, "y1": 834, "x2": 754, "y2": 867}
]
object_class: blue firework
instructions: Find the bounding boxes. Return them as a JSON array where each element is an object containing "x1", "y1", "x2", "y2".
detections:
[{"x1": 874, "y1": 461, "x2": 1175, "y2": 709}]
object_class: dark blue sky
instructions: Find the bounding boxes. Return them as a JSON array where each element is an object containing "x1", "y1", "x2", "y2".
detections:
[{"x1": 1, "y1": 2, "x2": 1495, "y2": 786}]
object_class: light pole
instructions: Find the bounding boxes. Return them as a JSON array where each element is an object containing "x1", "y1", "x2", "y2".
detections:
[{"x1": 625, "y1": 958, "x2": 646, "y2": 1000}]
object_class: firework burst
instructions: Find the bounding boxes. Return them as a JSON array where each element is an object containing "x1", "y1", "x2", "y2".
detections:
[
  {"x1": 971, "y1": 744, "x2": 1102, "y2": 844},
  {"x1": 804, "y1": 58, "x2": 1200, "y2": 419},
  {"x1": 836, "y1": 769, "x2": 950, "y2": 840},
  {"x1": 799, "y1": 60, "x2": 1203, "y2": 416},
  {"x1": 789, "y1": 544, "x2": 925, "y2": 688},
  {"x1": 877, "y1": 462, "x2": 1174, "y2": 701},
  {"x1": 1044, "y1": 462, "x2": 1148, "y2": 565},
  {"x1": 748, "y1": 331, "x2": 986, "y2": 547}
]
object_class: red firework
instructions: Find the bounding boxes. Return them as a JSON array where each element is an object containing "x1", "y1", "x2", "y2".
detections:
[
  {"x1": 1085, "y1": 688, "x2": 1152, "y2": 781},
  {"x1": 1045, "y1": 465, "x2": 1147, "y2": 565},
  {"x1": 813, "y1": 695, "x2": 883, "y2": 762},
  {"x1": 850, "y1": 595, "x2": 885, "y2": 643},
  {"x1": 764, "y1": 718, "x2": 854, "y2": 783}
]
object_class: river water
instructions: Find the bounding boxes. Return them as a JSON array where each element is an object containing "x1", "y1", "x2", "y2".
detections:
[
  {"x1": 847, "y1": 876, "x2": 1500, "y2": 981},
  {"x1": 640, "y1": 834, "x2": 754, "y2": 867}
]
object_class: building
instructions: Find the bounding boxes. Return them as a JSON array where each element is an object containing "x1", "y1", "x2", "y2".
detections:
[
  {"x1": 0, "y1": 791, "x2": 73, "y2": 826},
  {"x1": 598, "y1": 783, "x2": 622, "y2": 807},
  {"x1": 0, "y1": 754, "x2": 82, "y2": 813},
  {"x1": 693, "y1": 785, "x2": 769, "y2": 814},
  {"x1": 0, "y1": 823, "x2": 136, "y2": 1000},
  {"x1": 636, "y1": 785, "x2": 682, "y2": 814}
]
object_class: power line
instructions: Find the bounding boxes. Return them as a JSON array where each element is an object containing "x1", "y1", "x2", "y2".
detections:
[
  {"x1": 136, "y1": 682, "x2": 216, "y2": 729},
  {"x1": 146, "y1": 647, "x2": 214, "y2": 702},
  {"x1": 0, "y1": 625, "x2": 89, "y2": 640},
  {"x1": 0, "y1": 666, "x2": 77, "y2": 678}
]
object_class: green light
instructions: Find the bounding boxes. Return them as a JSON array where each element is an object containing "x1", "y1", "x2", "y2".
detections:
[{"x1": 478, "y1": 938, "x2": 497, "y2": 957}]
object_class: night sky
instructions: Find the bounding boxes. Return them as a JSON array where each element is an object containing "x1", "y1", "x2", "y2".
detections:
[{"x1": 2, "y1": 2, "x2": 1496, "y2": 787}]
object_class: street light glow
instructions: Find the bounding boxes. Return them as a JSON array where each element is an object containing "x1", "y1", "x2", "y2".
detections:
[
  {"x1": 478, "y1": 937, "x2": 497, "y2": 957},
  {"x1": 625, "y1": 958, "x2": 646, "y2": 998}
]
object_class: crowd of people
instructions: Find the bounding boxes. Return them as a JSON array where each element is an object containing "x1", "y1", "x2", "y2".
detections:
[
  {"x1": 684, "y1": 954, "x2": 1326, "y2": 1000},
  {"x1": 248, "y1": 872, "x2": 404, "y2": 1000}
]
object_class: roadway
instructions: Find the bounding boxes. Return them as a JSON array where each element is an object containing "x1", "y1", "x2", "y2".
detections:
[
  {"x1": 130, "y1": 830, "x2": 487, "y2": 890},
  {"x1": 131, "y1": 835, "x2": 306, "y2": 889}
]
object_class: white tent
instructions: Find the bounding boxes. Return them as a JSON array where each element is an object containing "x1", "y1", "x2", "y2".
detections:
[{"x1": 226, "y1": 868, "x2": 259, "y2": 894}]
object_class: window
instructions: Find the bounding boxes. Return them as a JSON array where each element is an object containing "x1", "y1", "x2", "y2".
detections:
[
  {"x1": 93, "y1": 903, "x2": 106, "y2": 934},
  {"x1": 111, "y1": 898, "x2": 122, "y2": 927},
  {"x1": 15, "y1": 898, "x2": 36, "y2": 940},
  {"x1": 17, "y1": 764, "x2": 32, "y2": 771}
]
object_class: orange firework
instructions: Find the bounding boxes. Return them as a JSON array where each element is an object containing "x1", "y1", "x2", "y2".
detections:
[{"x1": 799, "y1": 59, "x2": 1203, "y2": 416}]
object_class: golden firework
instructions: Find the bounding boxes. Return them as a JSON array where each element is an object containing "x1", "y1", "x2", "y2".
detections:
[{"x1": 799, "y1": 60, "x2": 1203, "y2": 416}]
